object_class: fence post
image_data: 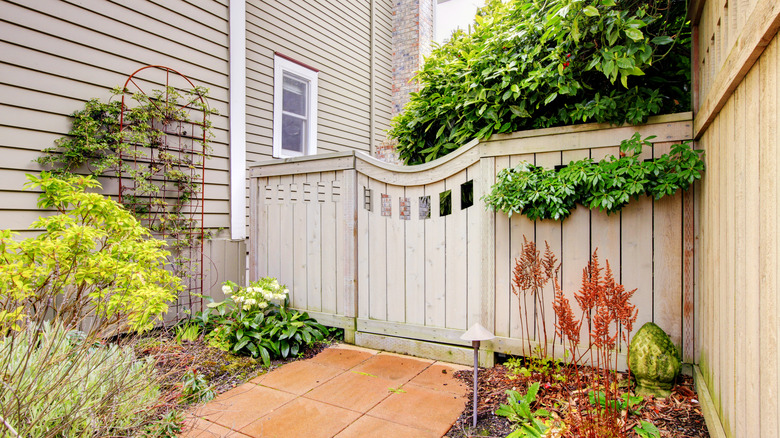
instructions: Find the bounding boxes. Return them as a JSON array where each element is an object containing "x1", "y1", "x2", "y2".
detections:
[
  {"x1": 343, "y1": 162, "x2": 359, "y2": 343},
  {"x1": 479, "y1": 156, "x2": 496, "y2": 366}
]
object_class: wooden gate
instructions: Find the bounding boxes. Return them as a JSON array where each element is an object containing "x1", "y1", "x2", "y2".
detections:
[{"x1": 249, "y1": 113, "x2": 694, "y2": 366}]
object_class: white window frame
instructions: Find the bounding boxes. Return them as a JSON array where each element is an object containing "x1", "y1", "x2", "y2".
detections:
[{"x1": 273, "y1": 55, "x2": 318, "y2": 158}]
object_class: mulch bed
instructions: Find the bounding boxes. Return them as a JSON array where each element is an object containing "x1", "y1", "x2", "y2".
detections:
[{"x1": 445, "y1": 361, "x2": 710, "y2": 438}]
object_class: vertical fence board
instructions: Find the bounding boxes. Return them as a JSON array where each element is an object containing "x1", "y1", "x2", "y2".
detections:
[
  {"x1": 509, "y1": 154, "x2": 536, "y2": 342},
  {"x1": 743, "y1": 52, "x2": 761, "y2": 438},
  {"x1": 534, "y1": 152, "x2": 562, "y2": 350},
  {"x1": 425, "y1": 180, "x2": 447, "y2": 327},
  {"x1": 280, "y1": 175, "x2": 295, "y2": 293},
  {"x1": 653, "y1": 142, "x2": 684, "y2": 348},
  {"x1": 620, "y1": 142, "x2": 654, "y2": 349},
  {"x1": 249, "y1": 177, "x2": 261, "y2": 280},
  {"x1": 292, "y1": 173, "x2": 308, "y2": 309},
  {"x1": 494, "y1": 156, "x2": 512, "y2": 338},
  {"x1": 368, "y1": 178, "x2": 387, "y2": 321},
  {"x1": 341, "y1": 169, "x2": 357, "y2": 319},
  {"x1": 306, "y1": 173, "x2": 322, "y2": 312},
  {"x1": 759, "y1": 37, "x2": 780, "y2": 437},
  {"x1": 722, "y1": 97, "x2": 736, "y2": 430},
  {"x1": 386, "y1": 184, "x2": 406, "y2": 323},
  {"x1": 589, "y1": 147, "x2": 622, "y2": 288},
  {"x1": 255, "y1": 177, "x2": 268, "y2": 280},
  {"x1": 357, "y1": 173, "x2": 371, "y2": 319},
  {"x1": 405, "y1": 185, "x2": 426, "y2": 326},
  {"x1": 561, "y1": 149, "x2": 592, "y2": 347},
  {"x1": 321, "y1": 171, "x2": 338, "y2": 314},
  {"x1": 479, "y1": 157, "x2": 497, "y2": 335},
  {"x1": 445, "y1": 170, "x2": 468, "y2": 330},
  {"x1": 267, "y1": 176, "x2": 282, "y2": 281},
  {"x1": 733, "y1": 81, "x2": 748, "y2": 438},
  {"x1": 467, "y1": 162, "x2": 484, "y2": 328}
]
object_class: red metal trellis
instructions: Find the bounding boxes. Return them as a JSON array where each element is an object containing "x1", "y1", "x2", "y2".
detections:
[{"x1": 117, "y1": 65, "x2": 209, "y2": 321}]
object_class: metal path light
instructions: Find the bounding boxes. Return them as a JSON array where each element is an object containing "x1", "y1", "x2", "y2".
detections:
[{"x1": 460, "y1": 323, "x2": 495, "y2": 428}]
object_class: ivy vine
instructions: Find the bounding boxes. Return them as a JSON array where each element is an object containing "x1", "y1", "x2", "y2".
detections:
[
  {"x1": 483, "y1": 134, "x2": 705, "y2": 221},
  {"x1": 37, "y1": 86, "x2": 217, "y2": 285}
]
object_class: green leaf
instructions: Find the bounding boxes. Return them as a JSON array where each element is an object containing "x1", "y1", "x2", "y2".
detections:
[
  {"x1": 583, "y1": 5, "x2": 599, "y2": 16},
  {"x1": 624, "y1": 28, "x2": 644, "y2": 42},
  {"x1": 259, "y1": 346, "x2": 271, "y2": 367},
  {"x1": 651, "y1": 36, "x2": 674, "y2": 45},
  {"x1": 544, "y1": 92, "x2": 558, "y2": 105},
  {"x1": 233, "y1": 338, "x2": 249, "y2": 352}
]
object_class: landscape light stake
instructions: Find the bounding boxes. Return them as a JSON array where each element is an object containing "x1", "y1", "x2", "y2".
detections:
[{"x1": 460, "y1": 323, "x2": 495, "y2": 428}]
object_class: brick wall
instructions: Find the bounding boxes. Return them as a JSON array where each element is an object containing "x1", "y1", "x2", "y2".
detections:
[{"x1": 376, "y1": 0, "x2": 435, "y2": 164}]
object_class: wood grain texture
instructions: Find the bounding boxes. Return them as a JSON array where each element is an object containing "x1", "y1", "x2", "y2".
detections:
[
  {"x1": 445, "y1": 170, "x2": 468, "y2": 330},
  {"x1": 424, "y1": 180, "x2": 447, "y2": 328}
]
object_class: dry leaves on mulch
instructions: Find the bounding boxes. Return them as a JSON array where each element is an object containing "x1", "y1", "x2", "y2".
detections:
[{"x1": 446, "y1": 362, "x2": 709, "y2": 438}]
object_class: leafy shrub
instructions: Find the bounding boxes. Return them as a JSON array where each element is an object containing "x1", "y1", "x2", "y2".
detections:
[
  {"x1": 0, "y1": 321, "x2": 161, "y2": 437},
  {"x1": 496, "y1": 382, "x2": 565, "y2": 437},
  {"x1": 0, "y1": 173, "x2": 180, "y2": 335},
  {"x1": 484, "y1": 135, "x2": 704, "y2": 220},
  {"x1": 196, "y1": 279, "x2": 328, "y2": 366},
  {"x1": 390, "y1": 0, "x2": 691, "y2": 164},
  {"x1": 180, "y1": 368, "x2": 215, "y2": 404}
]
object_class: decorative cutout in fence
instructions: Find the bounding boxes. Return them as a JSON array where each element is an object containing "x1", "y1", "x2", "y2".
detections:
[{"x1": 249, "y1": 113, "x2": 695, "y2": 367}]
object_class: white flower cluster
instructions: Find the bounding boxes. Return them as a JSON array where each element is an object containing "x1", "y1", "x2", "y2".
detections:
[{"x1": 221, "y1": 277, "x2": 289, "y2": 312}]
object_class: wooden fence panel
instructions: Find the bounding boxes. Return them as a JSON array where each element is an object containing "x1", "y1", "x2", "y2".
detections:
[
  {"x1": 385, "y1": 183, "x2": 406, "y2": 323},
  {"x1": 249, "y1": 113, "x2": 693, "y2": 369}
]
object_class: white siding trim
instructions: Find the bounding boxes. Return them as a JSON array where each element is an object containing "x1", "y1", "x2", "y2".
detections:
[
  {"x1": 273, "y1": 55, "x2": 318, "y2": 158},
  {"x1": 229, "y1": 0, "x2": 247, "y2": 240}
]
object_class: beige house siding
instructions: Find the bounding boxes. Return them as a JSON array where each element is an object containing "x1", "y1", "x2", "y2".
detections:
[
  {"x1": 0, "y1": 0, "x2": 241, "y2": 295},
  {"x1": 1, "y1": 0, "x2": 392, "y2": 295},
  {"x1": 0, "y1": 0, "x2": 232, "y2": 237},
  {"x1": 692, "y1": 0, "x2": 780, "y2": 436},
  {"x1": 244, "y1": 0, "x2": 393, "y2": 164}
]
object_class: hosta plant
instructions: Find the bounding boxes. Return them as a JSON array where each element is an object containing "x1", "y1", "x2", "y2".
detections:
[{"x1": 196, "y1": 279, "x2": 328, "y2": 366}]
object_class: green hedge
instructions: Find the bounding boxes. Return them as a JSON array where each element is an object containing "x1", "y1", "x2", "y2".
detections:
[{"x1": 389, "y1": 0, "x2": 690, "y2": 165}]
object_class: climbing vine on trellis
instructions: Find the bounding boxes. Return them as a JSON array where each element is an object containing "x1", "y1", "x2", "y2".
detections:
[{"x1": 38, "y1": 70, "x2": 217, "y2": 317}]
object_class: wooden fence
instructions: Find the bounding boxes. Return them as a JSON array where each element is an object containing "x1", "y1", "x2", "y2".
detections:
[
  {"x1": 691, "y1": 0, "x2": 780, "y2": 436},
  {"x1": 249, "y1": 113, "x2": 693, "y2": 367}
]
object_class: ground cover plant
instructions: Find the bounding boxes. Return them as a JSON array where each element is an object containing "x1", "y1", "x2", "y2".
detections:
[{"x1": 390, "y1": 0, "x2": 690, "y2": 164}]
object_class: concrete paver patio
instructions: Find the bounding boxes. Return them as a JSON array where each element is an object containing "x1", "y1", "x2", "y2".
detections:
[{"x1": 182, "y1": 344, "x2": 469, "y2": 437}]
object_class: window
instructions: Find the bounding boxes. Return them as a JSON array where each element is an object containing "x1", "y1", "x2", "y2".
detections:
[{"x1": 273, "y1": 54, "x2": 318, "y2": 158}]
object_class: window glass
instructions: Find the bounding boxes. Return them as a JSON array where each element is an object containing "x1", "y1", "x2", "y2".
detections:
[
  {"x1": 282, "y1": 75, "x2": 307, "y2": 116},
  {"x1": 282, "y1": 114, "x2": 305, "y2": 153}
]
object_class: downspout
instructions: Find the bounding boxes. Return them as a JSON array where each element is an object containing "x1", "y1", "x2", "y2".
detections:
[
  {"x1": 229, "y1": 0, "x2": 247, "y2": 240},
  {"x1": 369, "y1": 0, "x2": 376, "y2": 155}
]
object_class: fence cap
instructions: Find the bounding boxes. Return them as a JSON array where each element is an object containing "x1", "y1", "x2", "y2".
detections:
[{"x1": 460, "y1": 323, "x2": 495, "y2": 342}]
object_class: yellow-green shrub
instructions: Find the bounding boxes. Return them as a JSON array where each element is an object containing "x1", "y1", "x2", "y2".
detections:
[{"x1": 0, "y1": 173, "x2": 181, "y2": 334}]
